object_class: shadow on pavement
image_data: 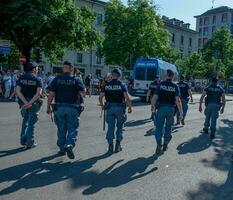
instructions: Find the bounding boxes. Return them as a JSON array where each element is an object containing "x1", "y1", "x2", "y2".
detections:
[
  {"x1": 0, "y1": 153, "x2": 109, "y2": 196},
  {"x1": 177, "y1": 133, "x2": 212, "y2": 154},
  {"x1": 81, "y1": 155, "x2": 158, "y2": 195},
  {"x1": 125, "y1": 119, "x2": 152, "y2": 127},
  {"x1": 186, "y1": 119, "x2": 233, "y2": 200},
  {"x1": 0, "y1": 147, "x2": 26, "y2": 158},
  {"x1": 131, "y1": 98, "x2": 150, "y2": 107},
  {"x1": 144, "y1": 128, "x2": 155, "y2": 136}
]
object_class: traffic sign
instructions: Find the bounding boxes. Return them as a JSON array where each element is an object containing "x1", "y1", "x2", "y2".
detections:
[
  {"x1": 0, "y1": 47, "x2": 11, "y2": 55},
  {"x1": 19, "y1": 55, "x2": 26, "y2": 64},
  {"x1": 0, "y1": 40, "x2": 11, "y2": 48}
]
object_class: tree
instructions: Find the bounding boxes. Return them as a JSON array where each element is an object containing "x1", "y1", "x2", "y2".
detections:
[
  {"x1": 103, "y1": 0, "x2": 176, "y2": 69},
  {"x1": 202, "y1": 27, "x2": 233, "y2": 79},
  {"x1": 0, "y1": 0, "x2": 99, "y2": 64},
  {"x1": 175, "y1": 52, "x2": 206, "y2": 78}
]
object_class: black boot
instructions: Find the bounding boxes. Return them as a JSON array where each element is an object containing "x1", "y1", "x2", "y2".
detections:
[
  {"x1": 20, "y1": 137, "x2": 27, "y2": 146},
  {"x1": 155, "y1": 144, "x2": 162, "y2": 155},
  {"x1": 108, "y1": 143, "x2": 114, "y2": 154},
  {"x1": 115, "y1": 141, "x2": 122, "y2": 153},
  {"x1": 210, "y1": 133, "x2": 215, "y2": 139},
  {"x1": 162, "y1": 144, "x2": 168, "y2": 151},
  {"x1": 203, "y1": 128, "x2": 208, "y2": 134},
  {"x1": 65, "y1": 145, "x2": 75, "y2": 159}
]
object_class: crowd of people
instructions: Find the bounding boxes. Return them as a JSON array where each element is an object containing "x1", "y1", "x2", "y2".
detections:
[
  {"x1": 2, "y1": 60, "x2": 231, "y2": 162},
  {"x1": 0, "y1": 68, "x2": 133, "y2": 101}
]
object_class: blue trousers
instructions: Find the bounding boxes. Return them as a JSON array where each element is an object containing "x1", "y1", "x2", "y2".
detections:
[
  {"x1": 106, "y1": 106, "x2": 127, "y2": 144},
  {"x1": 177, "y1": 98, "x2": 189, "y2": 121},
  {"x1": 54, "y1": 106, "x2": 80, "y2": 151},
  {"x1": 20, "y1": 103, "x2": 41, "y2": 146},
  {"x1": 155, "y1": 106, "x2": 175, "y2": 145},
  {"x1": 204, "y1": 103, "x2": 220, "y2": 134}
]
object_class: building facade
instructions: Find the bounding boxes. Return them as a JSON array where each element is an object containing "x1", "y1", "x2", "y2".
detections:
[
  {"x1": 43, "y1": 0, "x2": 113, "y2": 76},
  {"x1": 195, "y1": 6, "x2": 233, "y2": 50},
  {"x1": 43, "y1": 1, "x2": 198, "y2": 75},
  {"x1": 163, "y1": 16, "x2": 198, "y2": 57}
]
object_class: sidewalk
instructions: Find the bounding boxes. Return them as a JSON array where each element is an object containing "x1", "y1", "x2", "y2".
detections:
[{"x1": 192, "y1": 93, "x2": 233, "y2": 102}]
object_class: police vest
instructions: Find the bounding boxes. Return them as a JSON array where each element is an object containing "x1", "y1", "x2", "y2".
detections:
[
  {"x1": 178, "y1": 81, "x2": 189, "y2": 99},
  {"x1": 104, "y1": 79, "x2": 126, "y2": 103},
  {"x1": 157, "y1": 81, "x2": 178, "y2": 105},
  {"x1": 205, "y1": 84, "x2": 224, "y2": 105},
  {"x1": 54, "y1": 74, "x2": 81, "y2": 104}
]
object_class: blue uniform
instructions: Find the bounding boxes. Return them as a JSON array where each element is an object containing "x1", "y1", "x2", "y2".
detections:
[
  {"x1": 155, "y1": 80, "x2": 180, "y2": 145},
  {"x1": 104, "y1": 79, "x2": 127, "y2": 144},
  {"x1": 17, "y1": 72, "x2": 42, "y2": 146},
  {"x1": 177, "y1": 81, "x2": 191, "y2": 121},
  {"x1": 204, "y1": 83, "x2": 224, "y2": 135},
  {"x1": 50, "y1": 72, "x2": 85, "y2": 151}
]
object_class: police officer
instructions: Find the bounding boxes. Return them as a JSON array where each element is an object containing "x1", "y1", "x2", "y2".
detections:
[
  {"x1": 176, "y1": 75, "x2": 193, "y2": 125},
  {"x1": 99, "y1": 68, "x2": 132, "y2": 154},
  {"x1": 16, "y1": 62, "x2": 42, "y2": 149},
  {"x1": 199, "y1": 77, "x2": 225, "y2": 139},
  {"x1": 151, "y1": 69, "x2": 183, "y2": 155},
  {"x1": 146, "y1": 76, "x2": 160, "y2": 122},
  {"x1": 47, "y1": 61, "x2": 86, "y2": 159}
]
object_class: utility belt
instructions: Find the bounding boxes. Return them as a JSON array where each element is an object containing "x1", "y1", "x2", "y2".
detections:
[
  {"x1": 204, "y1": 97, "x2": 222, "y2": 107},
  {"x1": 51, "y1": 103, "x2": 84, "y2": 115},
  {"x1": 18, "y1": 98, "x2": 43, "y2": 108},
  {"x1": 104, "y1": 102, "x2": 127, "y2": 111},
  {"x1": 157, "y1": 103, "x2": 175, "y2": 109}
]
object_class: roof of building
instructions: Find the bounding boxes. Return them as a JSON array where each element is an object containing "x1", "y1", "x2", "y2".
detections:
[
  {"x1": 79, "y1": 0, "x2": 107, "y2": 6},
  {"x1": 162, "y1": 16, "x2": 197, "y2": 34},
  {"x1": 194, "y1": 6, "x2": 233, "y2": 18}
]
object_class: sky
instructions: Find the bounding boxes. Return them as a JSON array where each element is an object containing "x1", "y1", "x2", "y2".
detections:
[{"x1": 120, "y1": 0, "x2": 233, "y2": 30}]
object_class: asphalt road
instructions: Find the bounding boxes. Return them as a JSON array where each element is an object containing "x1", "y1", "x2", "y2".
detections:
[{"x1": 0, "y1": 95, "x2": 233, "y2": 200}]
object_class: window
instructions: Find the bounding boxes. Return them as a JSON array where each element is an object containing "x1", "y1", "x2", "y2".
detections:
[
  {"x1": 96, "y1": 13, "x2": 103, "y2": 25},
  {"x1": 172, "y1": 33, "x2": 175, "y2": 43},
  {"x1": 180, "y1": 35, "x2": 184, "y2": 45},
  {"x1": 188, "y1": 51, "x2": 191, "y2": 55},
  {"x1": 203, "y1": 27, "x2": 209, "y2": 36},
  {"x1": 231, "y1": 25, "x2": 233, "y2": 34},
  {"x1": 198, "y1": 38, "x2": 202, "y2": 47},
  {"x1": 212, "y1": 26, "x2": 216, "y2": 33},
  {"x1": 77, "y1": 53, "x2": 82, "y2": 63},
  {"x1": 222, "y1": 13, "x2": 228, "y2": 22},
  {"x1": 96, "y1": 55, "x2": 102, "y2": 64},
  {"x1": 189, "y1": 38, "x2": 192, "y2": 47},
  {"x1": 199, "y1": 28, "x2": 202, "y2": 36},
  {"x1": 135, "y1": 68, "x2": 145, "y2": 80},
  {"x1": 204, "y1": 17, "x2": 209, "y2": 25},
  {"x1": 147, "y1": 68, "x2": 157, "y2": 81},
  {"x1": 199, "y1": 18, "x2": 203, "y2": 26},
  {"x1": 203, "y1": 38, "x2": 208, "y2": 45},
  {"x1": 213, "y1": 15, "x2": 216, "y2": 24}
]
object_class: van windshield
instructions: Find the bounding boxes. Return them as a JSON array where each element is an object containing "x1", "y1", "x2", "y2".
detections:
[
  {"x1": 135, "y1": 68, "x2": 146, "y2": 80},
  {"x1": 147, "y1": 68, "x2": 157, "y2": 81}
]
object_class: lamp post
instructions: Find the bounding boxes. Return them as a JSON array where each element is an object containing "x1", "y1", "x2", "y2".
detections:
[{"x1": 214, "y1": 50, "x2": 220, "y2": 78}]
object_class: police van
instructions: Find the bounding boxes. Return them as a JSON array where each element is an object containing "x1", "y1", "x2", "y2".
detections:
[{"x1": 132, "y1": 58, "x2": 178, "y2": 100}]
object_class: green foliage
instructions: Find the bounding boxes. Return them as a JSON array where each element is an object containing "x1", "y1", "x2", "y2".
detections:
[
  {"x1": 103, "y1": 0, "x2": 176, "y2": 69},
  {"x1": 177, "y1": 27, "x2": 233, "y2": 79},
  {"x1": 202, "y1": 27, "x2": 233, "y2": 79},
  {"x1": 176, "y1": 52, "x2": 206, "y2": 78},
  {"x1": 0, "y1": 0, "x2": 99, "y2": 63}
]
